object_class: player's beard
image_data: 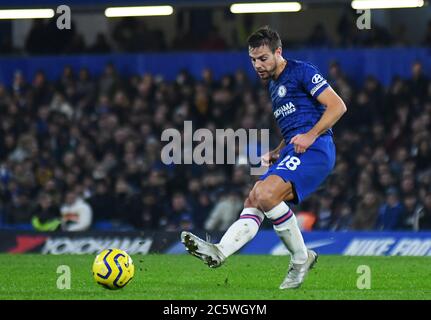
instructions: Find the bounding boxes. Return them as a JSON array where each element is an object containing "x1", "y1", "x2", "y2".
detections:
[{"x1": 257, "y1": 65, "x2": 276, "y2": 81}]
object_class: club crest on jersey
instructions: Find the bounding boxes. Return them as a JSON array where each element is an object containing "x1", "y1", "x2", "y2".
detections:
[
  {"x1": 277, "y1": 85, "x2": 287, "y2": 97},
  {"x1": 312, "y1": 74, "x2": 324, "y2": 84}
]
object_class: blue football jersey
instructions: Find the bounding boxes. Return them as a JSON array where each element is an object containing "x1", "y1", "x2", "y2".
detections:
[{"x1": 269, "y1": 59, "x2": 332, "y2": 142}]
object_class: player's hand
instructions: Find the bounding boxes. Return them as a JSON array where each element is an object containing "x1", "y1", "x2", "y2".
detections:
[
  {"x1": 261, "y1": 150, "x2": 280, "y2": 167},
  {"x1": 289, "y1": 132, "x2": 317, "y2": 154}
]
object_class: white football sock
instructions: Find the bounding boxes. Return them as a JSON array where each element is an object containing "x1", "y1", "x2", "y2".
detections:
[
  {"x1": 216, "y1": 207, "x2": 264, "y2": 258},
  {"x1": 264, "y1": 201, "x2": 308, "y2": 264}
]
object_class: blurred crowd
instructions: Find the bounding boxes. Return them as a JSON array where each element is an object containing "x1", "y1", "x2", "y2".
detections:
[
  {"x1": 0, "y1": 12, "x2": 430, "y2": 55},
  {"x1": 306, "y1": 61, "x2": 431, "y2": 231},
  {"x1": 0, "y1": 58, "x2": 430, "y2": 232}
]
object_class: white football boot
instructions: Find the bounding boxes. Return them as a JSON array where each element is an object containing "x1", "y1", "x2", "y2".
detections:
[
  {"x1": 181, "y1": 231, "x2": 226, "y2": 268},
  {"x1": 279, "y1": 249, "x2": 318, "y2": 289}
]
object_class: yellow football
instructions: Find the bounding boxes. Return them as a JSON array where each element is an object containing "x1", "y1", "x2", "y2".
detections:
[{"x1": 92, "y1": 248, "x2": 135, "y2": 290}]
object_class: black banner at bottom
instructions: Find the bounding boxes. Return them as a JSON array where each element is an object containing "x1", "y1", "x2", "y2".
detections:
[{"x1": 1, "y1": 300, "x2": 429, "y2": 318}]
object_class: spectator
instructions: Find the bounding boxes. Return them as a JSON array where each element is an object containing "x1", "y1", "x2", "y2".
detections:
[
  {"x1": 314, "y1": 195, "x2": 333, "y2": 230},
  {"x1": 375, "y1": 188, "x2": 406, "y2": 230},
  {"x1": 423, "y1": 20, "x2": 431, "y2": 47},
  {"x1": 5, "y1": 191, "x2": 33, "y2": 225},
  {"x1": 408, "y1": 62, "x2": 429, "y2": 103},
  {"x1": 165, "y1": 192, "x2": 194, "y2": 231},
  {"x1": 194, "y1": 191, "x2": 213, "y2": 229},
  {"x1": 90, "y1": 33, "x2": 112, "y2": 53},
  {"x1": 415, "y1": 139, "x2": 431, "y2": 172},
  {"x1": 99, "y1": 63, "x2": 120, "y2": 96},
  {"x1": 307, "y1": 23, "x2": 332, "y2": 47},
  {"x1": 88, "y1": 179, "x2": 115, "y2": 223},
  {"x1": 130, "y1": 187, "x2": 166, "y2": 229},
  {"x1": 112, "y1": 18, "x2": 137, "y2": 52},
  {"x1": 331, "y1": 203, "x2": 353, "y2": 231},
  {"x1": 414, "y1": 193, "x2": 431, "y2": 230},
  {"x1": 204, "y1": 189, "x2": 242, "y2": 232},
  {"x1": 336, "y1": 10, "x2": 359, "y2": 47},
  {"x1": 393, "y1": 24, "x2": 410, "y2": 47},
  {"x1": 32, "y1": 193, "x2": 61, "y2": 231},
  {"x1": 112, "y1": 177, "x2": 136, "y2": 226},
  {"x1": 60, "y1": 191, "x2": 92, "y2": 231},
  {"x1": 402, "y1": 193, "x2": 423, "y2": 230},
  {"x1": 199, "y1": 26, "x2": 227, "y2": 51},
  {"x1": 352, "y1": 191, "x2": 381, "y2": 230},
  {"x1": 64, "y1": 34, "x2": 87, "y2": 54},
  {"x1": 25, "y1": 20, "x2": 48, "y2": 54}
]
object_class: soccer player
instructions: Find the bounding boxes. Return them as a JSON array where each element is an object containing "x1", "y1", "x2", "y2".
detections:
[{"x1": 181, "y1": 26, "x2": 347, "y2": 289}]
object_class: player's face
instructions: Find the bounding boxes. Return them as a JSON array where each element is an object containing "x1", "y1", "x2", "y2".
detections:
[{"x1": 249, "y1": 45, "x2": 280, "y2": 80}]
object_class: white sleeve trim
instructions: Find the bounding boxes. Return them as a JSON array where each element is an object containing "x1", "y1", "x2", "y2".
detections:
[{"x1": 310, "y1": 80, "x2": 328, "y2": 96}]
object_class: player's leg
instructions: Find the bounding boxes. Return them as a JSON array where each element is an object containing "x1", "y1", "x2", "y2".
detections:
[
  {"x1": 181, "y1": 182, "x2": 264, "y2": 268},
  {"x1": 215, "y1": 181, "x2": 264, "y2": 258},
  {"x1": 255, "y1": 176, "x2": 309, "y2": 264},
  {"x1": 254, "y1": 175, "x2": 317, "y2": 289}
]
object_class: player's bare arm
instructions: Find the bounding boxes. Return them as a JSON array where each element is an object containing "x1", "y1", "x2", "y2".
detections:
[{"x1": 290, "y1": 87, "x2": 347, "y2": 154}]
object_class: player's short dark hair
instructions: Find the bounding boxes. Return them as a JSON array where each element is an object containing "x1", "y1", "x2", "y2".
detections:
[{"x1": 247, "y1": 26, "x2": 282, "y2": 52}]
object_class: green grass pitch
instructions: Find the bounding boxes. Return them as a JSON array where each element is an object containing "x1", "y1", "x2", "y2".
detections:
[{"x1": 1, "y1": 254, "x2": 430, "y2": 300}]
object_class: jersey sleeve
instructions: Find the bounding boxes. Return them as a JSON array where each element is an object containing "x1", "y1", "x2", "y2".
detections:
[{"x1": 300, "y1": 62, "x2": 329, "y2": 98}]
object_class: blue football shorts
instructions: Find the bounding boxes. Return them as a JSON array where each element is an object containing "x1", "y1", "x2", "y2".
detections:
[{"x1": 259, "y1": 134, "x2": 336, "y2": 204}]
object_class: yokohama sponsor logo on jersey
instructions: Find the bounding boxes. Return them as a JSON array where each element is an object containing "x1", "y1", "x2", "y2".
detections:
[
  {"x1": 41, "y1": 237, "x2": 153, "y2": 254},
  {"x1": 274, "y1": 102, "x2": 296, "y2": 118}
]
